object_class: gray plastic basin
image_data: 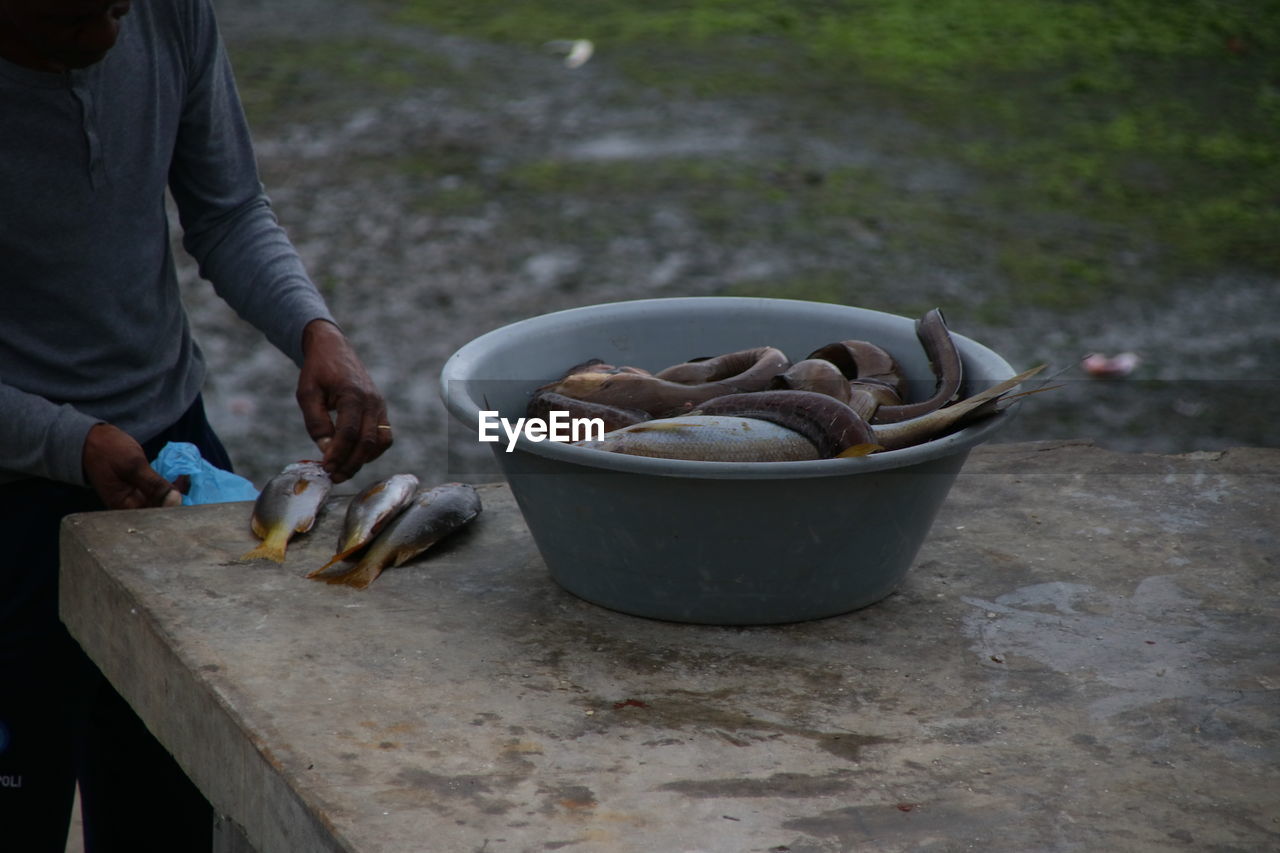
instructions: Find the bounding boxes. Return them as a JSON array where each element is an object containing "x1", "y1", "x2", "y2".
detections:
[{"x1": 440, "y1": 297, "x2": 1016, "y2": 624}]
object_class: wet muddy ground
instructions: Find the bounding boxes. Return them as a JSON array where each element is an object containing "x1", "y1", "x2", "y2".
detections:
[{"x1": 180, "y1": 0, "x2": 1279, "y2": 488}]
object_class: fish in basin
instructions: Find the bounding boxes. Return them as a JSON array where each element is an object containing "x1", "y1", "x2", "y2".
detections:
[
  {"x1": 574, "y1": 415, "x2": 825, "y2": 462},
  {"x1": 537, "y1": 308, "x2": 1049, "y2": 463}
]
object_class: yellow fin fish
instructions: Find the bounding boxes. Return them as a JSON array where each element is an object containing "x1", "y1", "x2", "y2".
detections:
[
  {"x1": 307, "y1": 473, "x2": 419, "y2": 577},
  {"x1": 322, "y1": 482, "x2": 482, "y2": 589},
  {"x1": 239, "y1": 461, "x2": 331, "y2": 563}
]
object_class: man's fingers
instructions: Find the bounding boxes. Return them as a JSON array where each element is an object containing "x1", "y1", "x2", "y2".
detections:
[
  {"x1": 355, "y1": 403, "x2": 394, "y2": 468},
  {"x1": 106, "y1": 474, "x2": 179, "y2": 510},
  {"x1": 298, "y1": 385, "x2": 337, "y2": 449},
  {"x1": 296, "y1": 321, "x2": 392, "y2": 483},
  {"x1": 323, "y1": 395, "x2": 371, "y2": 482},
  {"x1": 84, "y1": 423, "x2": 184, "y2": 510},
  {"x1": 316, "y1": 398, "x2": 393, "y2": 483},
  {"x1": 129, "y1": 469, "x2": 183, "y2": 510}
]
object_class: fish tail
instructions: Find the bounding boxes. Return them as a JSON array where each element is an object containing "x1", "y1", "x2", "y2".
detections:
[
  {"x1": 836, "y1": 443, "x2": 885, "y2": 458},
  {"x1": 305, "y1": 553, "x2": 346, "y2": 578},
  {"x1": 335, "y1": 562, "x2": 385, "y2": 590},
  {"x1": 305, "y1": 541, "x2": 367, "y2": 578},
  {"x1": 238, "y1": 534, "x2": 287, "y2": 563},
  {"x1": 323, "y1": 554, "x2": 387, "y2": 589}
]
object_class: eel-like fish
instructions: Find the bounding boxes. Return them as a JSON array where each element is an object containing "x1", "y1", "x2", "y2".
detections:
[
  {"x1": 688, "y1": 390, "x2": 880, "y2": 458},
  {"x1": 526, "y1": 390, "x2": 649, "y2": 432},
  {"x1": 806, "y1": 339, "x2": 905, "y2": 397},
  {"x1": 767, "y1": 358, "x2": 853, "y2": 404},
  {"x1": 871, "y1": 308, "x2": 963, "y2": 423},
  {"x1": 653, "y1": 346, "x2": 790, "y2": 387},
  {"x1": 239, "y1": 461, "x2": 332, "y2": 563},
  {"x1": 537, "y1": 346, "x2": 790, "y2": 416}
]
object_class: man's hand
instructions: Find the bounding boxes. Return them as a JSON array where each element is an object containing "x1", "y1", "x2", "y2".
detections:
[
  {"x1": 297, "y1": 319, "x2": 392, "y2": 483},
  {"x1": 83, "y1": 424, "x2": 183, "y2": 510}
]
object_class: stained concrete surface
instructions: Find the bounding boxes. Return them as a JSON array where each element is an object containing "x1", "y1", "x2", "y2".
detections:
[{"x1": 59, "y1": 442, "x2": 1279, "y2": 852}]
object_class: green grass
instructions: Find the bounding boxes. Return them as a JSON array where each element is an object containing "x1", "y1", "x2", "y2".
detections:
[
  {"x1": 228, "y1": 36, "x2": 459, "y2": 127},
  {"x1": 227, "y1": 3, "x2": 1280, "y2": 312},
  {"x1": 495, "y1": 154, "x2": 1142, "y2": 315},
  {"x1": 385, "y1": 0, "x2": 1280, "y2": 288}
]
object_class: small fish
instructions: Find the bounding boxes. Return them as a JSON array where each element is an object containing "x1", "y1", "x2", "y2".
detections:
[
  {"x1": 239, "y1": 461, "x2": 332, "y2": 563},
  {"x1": 323, "y1": 483, "x2": 482, "y2": 589},
  {"x1": 306, "y1": 473, "x2": 419, "y2": 578},
  {"x1": 575, "y1": 416, "x2": 826, "y2": 462}
]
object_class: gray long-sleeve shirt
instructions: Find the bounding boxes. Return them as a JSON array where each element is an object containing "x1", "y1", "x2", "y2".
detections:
[{"x1": 0, "y1": 0, "x2": 335, "y2": 486}]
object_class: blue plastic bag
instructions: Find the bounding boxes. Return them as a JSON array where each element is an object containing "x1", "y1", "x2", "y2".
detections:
[{"x1": 153, "y1": 442, "x2": 260, "y2": 506}]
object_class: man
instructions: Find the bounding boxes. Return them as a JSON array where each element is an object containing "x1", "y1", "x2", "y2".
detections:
[{"x1": 0, "y1": 0, "x2": 393, "y2": 848}]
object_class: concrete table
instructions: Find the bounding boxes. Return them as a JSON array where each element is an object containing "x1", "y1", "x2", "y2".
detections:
[{"x1": 60, "y1": 442, "x2": 1279, "y2": 852}]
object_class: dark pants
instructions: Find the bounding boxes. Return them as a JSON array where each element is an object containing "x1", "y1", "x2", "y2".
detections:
[{"x1": 0, "y1": 397, "x2": 229, "y2": 852}]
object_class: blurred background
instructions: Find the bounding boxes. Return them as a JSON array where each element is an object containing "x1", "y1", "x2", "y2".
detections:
[{"x1": 182, "y1": 0, "x2": 1280, "y2": 488}]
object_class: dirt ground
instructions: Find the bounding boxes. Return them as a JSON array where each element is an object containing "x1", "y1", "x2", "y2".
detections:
[{"x1": 178, "y1": 0, "x2": 1278, "y2": 491}]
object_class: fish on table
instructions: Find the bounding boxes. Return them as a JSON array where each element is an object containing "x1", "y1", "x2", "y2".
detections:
[
  {"x1": 306, "y1": 472, "x2": 419, "y2": 578},
  {"x1": 317, "y1": 482, "x2": 482, "y2": 589},
  {"x1": 239, "y1": 460, "x2": 332, "y2": 563}
]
